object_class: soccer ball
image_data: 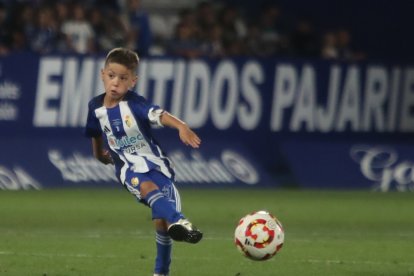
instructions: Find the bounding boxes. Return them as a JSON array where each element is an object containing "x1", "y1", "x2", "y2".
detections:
[{"x1": 234, "y1": 210, "x2": 284, "y2": 261}]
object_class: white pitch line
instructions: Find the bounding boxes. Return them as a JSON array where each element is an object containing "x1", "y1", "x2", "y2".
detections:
[
  {"x1": 0, "y1": 251, "x2": 121, "y2": 259},
  {"x1": 292, "y1": 258, "x2": 414, "y2": 267},
  {"x1": 1, "y1": 251, "x2": 414, "y2": 267},
  {"x1": 0, "y1": 251, "x2": 224, "y2": 261}
]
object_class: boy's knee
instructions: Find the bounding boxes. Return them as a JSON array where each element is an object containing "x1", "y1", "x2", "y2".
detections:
[
  {"x1": 154, "y1": 219, "x2": 168, "y2": 231},
  {"x1": 140, "y1": 181, "x2": 159, "y2": 198}
]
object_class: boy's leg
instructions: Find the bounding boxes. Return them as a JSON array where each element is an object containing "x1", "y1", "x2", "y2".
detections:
[
  {"x1": 140, "y1": 181, "x2": 183, "y2": 224},
  {"x1": 125, "y1": 170, "x2": 202, "y2": 243},
  {"x1": 153, "y1": 219, "x2": 172, "y2": 276},
  {"x1": 141, "y1": 180, "x2": 202, "y2": 244}
]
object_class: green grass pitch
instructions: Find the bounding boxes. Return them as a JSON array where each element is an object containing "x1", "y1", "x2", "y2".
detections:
[{"x1": 1, "y1": 188, "x2": 413, "y2": 276}]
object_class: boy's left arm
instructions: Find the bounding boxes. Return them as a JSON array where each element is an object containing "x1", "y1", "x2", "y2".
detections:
[
  {"x1": 160, "y1": 112, "x2": 201, "y2": 148},
  {"x1": 92, "y1": 136, "x2": 114, "y2": 165}
]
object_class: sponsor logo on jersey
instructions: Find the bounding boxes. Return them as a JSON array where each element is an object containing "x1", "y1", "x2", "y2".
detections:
[
  {"x1": 107, "y1": 133, "x2": 145, "y2": 149},
  {"x1": 103, "y1": 125, "x2": 111, "y2": 133}
]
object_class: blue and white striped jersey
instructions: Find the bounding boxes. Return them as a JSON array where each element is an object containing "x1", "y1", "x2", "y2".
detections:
[{"x1": 84, "y1": 91, "x2": 175, "y2": 185}]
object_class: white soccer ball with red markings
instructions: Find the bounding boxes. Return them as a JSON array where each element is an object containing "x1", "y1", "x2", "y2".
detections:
[{"x1": 234, "y1": 210, "x2": 284, "y2": 261}]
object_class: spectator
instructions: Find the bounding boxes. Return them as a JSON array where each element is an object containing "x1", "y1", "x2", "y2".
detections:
[
  {"x1": 61, "y1": 3, "x2": 95, "y2": 54},
  {"x1": 89, "y1": 8, "x2": 106, "y2": 52},
  {"x1": 9, "y1": 30, "x2": 27, "y2": 52},
  {"x1": 0, "y1": 3, "x2": 11, "y2": 55},
  {"x1": 98, "y1": 9, "x2": 128, "y2": 52},
  {"x1": 12, "y1": 4, "x2": 36, "y2": 50},
  {"x1": 201, "y1": 23, "x2": 224, "y2": 58},
  {"x1": 336, "y1": 28, "x2": 354, "y2": 61},
  {"x1": 89, "y1": 0, "x2": 120, "y2": 13},
  {"x1": 52, "y1": 1, "x2": 71, "y2": 52},
  {"x1": 0, "y1": 0, "x2": 369, "y2": 61},
  {"x1": 54, "y1": 1, "x2": 70, "y2": 27},
  {"x1": 256, "y1": 2, "x2": 284, "y2": 56},
  {"x1": 195, "y1": 1, "x2": 216, "y2": 41},
  {"x1": 220, "y1": 5, "x2": 246, "y2": 40},
  {"x1": 320, "y1": 31, "x2": 338, "y2": 60},
  {"x1": 167, "y1": 22, "x2": 203, "y2": 59},
  {"x1": 122, "y1": 0, "x2": 152, "y2": 57},
  {"x1": 30, "y1": 6, "x2": 59, "y2": 54},
  {"x1": 290, "y1": 17, "x2": 318, "y2": 57},
  {"x1": 176, "y1": 8, "x2": 200, "y2": 41},
  {"x1": 148, "y1": 13, "x2": 178, "y2": 55},
  {"x1": 244, "y1": 23, "x2": 263, "y2": 57}
]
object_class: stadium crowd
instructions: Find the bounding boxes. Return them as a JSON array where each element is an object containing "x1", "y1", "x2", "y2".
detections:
[{"x1": 0, "y1": 0, "x2": 363, "y2": 61}]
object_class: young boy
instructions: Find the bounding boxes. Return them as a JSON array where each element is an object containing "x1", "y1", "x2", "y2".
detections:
[{"x1": 84, "y1": 47, "x2": 202, "y2": 276}]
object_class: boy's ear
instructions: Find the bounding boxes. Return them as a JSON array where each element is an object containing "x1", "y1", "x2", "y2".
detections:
[
  {"x1": 101, "y1": 69, "x2": 105, "y2": 80},
  {"x1": 131, "y1": 75, "x2": 138, "y2": 88}
]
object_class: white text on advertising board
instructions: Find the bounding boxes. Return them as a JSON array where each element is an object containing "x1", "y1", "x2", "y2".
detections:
[
  {"x1": 34, "y1": 58, "x2": 414, "y2": 132},
  {"x1": 351, "y1": 145, "x2": 414, "y2": 192},
  {"x1": 48, "y1": 149, "x2": 259, "y2": 185}
]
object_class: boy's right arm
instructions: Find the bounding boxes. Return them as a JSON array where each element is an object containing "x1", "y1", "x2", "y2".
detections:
[
  {"x1": 160, "y1": 112, "x2": 201, "y2": 148},
  {"x1": 92, "y1": 136, "x2": 114, "y2": 165}
]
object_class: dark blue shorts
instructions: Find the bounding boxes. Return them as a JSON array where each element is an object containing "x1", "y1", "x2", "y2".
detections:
[{"x1": 123, "y1": 169, "x2": 181, "y2": 219}]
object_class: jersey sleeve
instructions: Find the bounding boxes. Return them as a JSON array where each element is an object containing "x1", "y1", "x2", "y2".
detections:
[
  {"x1": 130, "y1": 93, "x2": 165, "y2": 127},
  {"x1": 84, "y1": 100, "x2": 102, "y2": 138},
  {"x1": 148, "y1": 107, "x2": 165, "y2": 127}
]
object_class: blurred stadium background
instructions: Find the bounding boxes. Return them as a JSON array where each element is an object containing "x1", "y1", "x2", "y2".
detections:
[{"x1": 1, "y1": 0, "x2": 414, "y2": 275}]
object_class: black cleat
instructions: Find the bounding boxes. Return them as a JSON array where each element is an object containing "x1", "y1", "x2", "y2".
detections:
[{"x1": 168, "y1": 219, "x2": 203, "y2": 244}]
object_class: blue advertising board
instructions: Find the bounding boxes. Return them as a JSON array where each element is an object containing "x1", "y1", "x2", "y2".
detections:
[{"x1": 1, "y1": 53, "x2": 413, "y2": 191}]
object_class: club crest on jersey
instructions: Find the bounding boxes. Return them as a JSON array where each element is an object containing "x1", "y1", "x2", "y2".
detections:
[
  {"x1": 125, "y1": 115, "x2": 133, "y2": 128},
  {"x1": 131, "y1": 177, "x2": 139, "y2": 187}
]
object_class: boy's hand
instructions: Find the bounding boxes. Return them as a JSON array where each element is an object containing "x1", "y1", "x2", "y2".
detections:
[
  {"x1": 100, "y1": 150, "x2": 114, "y2": 165},
  {"x1": 159, "y1": 112, "x2": 201, "y2": 148},
  {"x1": 178, "y1": 125, "x2": 201, "y2": 148},
  {"x1": 92, "y1": 137, "x2": 114, "y2": 165}
]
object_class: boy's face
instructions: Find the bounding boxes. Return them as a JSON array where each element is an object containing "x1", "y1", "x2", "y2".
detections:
[{"x1": 101, "y1": 62, "x2": 137, "y2": 101}]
